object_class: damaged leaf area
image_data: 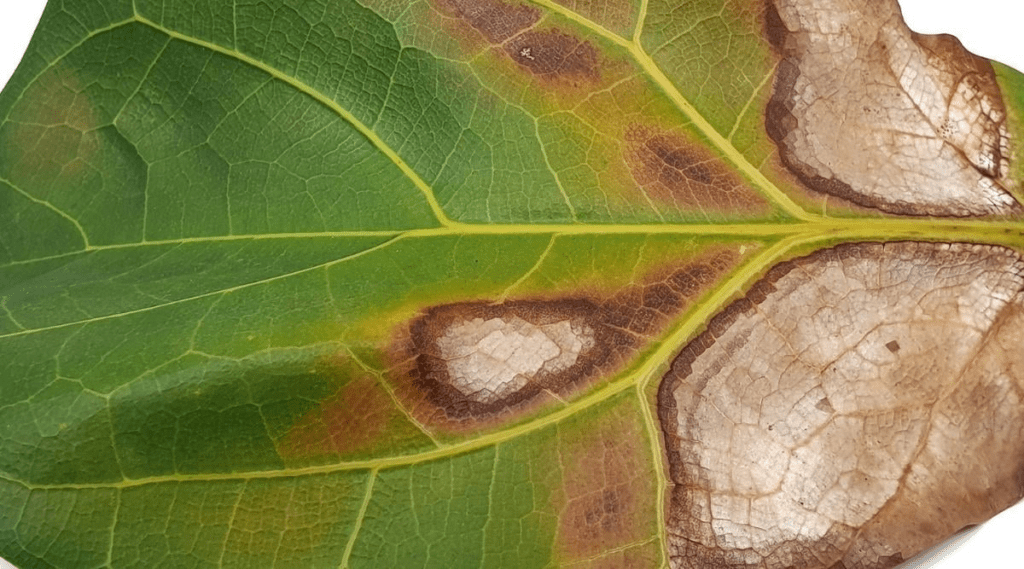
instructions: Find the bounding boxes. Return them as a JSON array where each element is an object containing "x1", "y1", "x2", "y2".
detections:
[
  {"x1": 1, "y1": 0, "x2": 1024, "y2": 568},
  {"x1": 765, "y1": 0, "x2": 1019, "y2": 216},
  {"x1": 388, "y1": 249, "x2": 736, "y2": 427},
  {"x1": 659, "y1": 242, "x2": 1024, "y2": 568}
]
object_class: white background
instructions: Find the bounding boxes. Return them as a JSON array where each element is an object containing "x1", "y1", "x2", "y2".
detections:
[{"x1": 0, "y1": 1, "x2": 1023, "y2": 568}]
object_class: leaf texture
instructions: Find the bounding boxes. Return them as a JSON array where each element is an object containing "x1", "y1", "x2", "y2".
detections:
[{"x1": 1, "y1": 0, "x2": 1024, "y2": 568}]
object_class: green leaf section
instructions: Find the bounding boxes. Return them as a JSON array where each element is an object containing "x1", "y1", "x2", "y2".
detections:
[
  {"x1": 1, "y1": 393, "x2": 659, "y2": 569},
  {"x1": 0, "y1": 20, "x2": 439, "y2": 243},
  {"x1": 2, "y1": 237, "x2": 389, "y2": 330},
  {"x1": 0, "y1": 473, "x2": 369, "y2": 569},
  {"x1": 997, "y1": 62, "x2": 1024, "y2": 185},
  {"x1": 3, "y1": 0, "x2": 1024, "y2": 567},
  {"x1": 641, "y1": 0, "x2": 773, "y2": 136},
  {"x1": 0, "y1": 232, "x2": 738, "y2": 490}
]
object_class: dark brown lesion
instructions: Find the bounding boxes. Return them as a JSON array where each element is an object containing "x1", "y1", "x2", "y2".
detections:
[
  {"x1": 435, "y1": 0, "x2": 541, "y2": 43},
  {"x1": 405, "y1": 298, "x2": 624, "y2": 419},
  {"x1": 386, "y1": 252, "x2": 738, "y2": 425},
  {"x1": 624, "y1": 124, "x2": 768, "y2": 213},
  {"x1": 762, "y1": 0, "x2": 788, "y2": 52},
  {"x1": 432, "y1": 0, "x2": 605, "y2": 86},
  {"x1": 504, "y1": 29, "x2": 600, "y2": 82}
]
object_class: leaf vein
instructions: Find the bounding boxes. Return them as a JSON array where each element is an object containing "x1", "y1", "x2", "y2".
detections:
[
  {"x1": 133, "y1": 15, "x2": 456, "y2": 229},
  {"x1": 727, "y1": 65, "x2": 778, "y2": 143},
  {"x1": 338, "y1": 469, "x2": 377, "y2": 569},
  {"x1": 346, "y1": 347, "x2": 442, "y2": 447},
  {"x1": 0, "y1": 175, "x2": 90, "y2": 249},
  {"x1": 0, "y1": 235, "x2": 402, "y2": 340}
]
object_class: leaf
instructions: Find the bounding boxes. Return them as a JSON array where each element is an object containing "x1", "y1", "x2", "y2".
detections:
[{"x1": 0, "y1": 0, "x2": 1022, "y2": 568}]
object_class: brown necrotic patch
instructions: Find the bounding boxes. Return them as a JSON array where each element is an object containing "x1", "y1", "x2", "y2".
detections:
[
  {"x1": 404, "y1": 299, "x2": 624, "y2": 418},
  {"x1": 763, "y1": 0, "x2": 1019, "y2": 217},
  {"x1": 435, "y1": 0, "x2": 541, "y2": 43},
  {"x1": 657, "y1": 241, "x2": 1024, "y2": 569},
  {"x1": 624, "y1": 125, "x2": 766, "y2": 212},
  {"x1": 504, "y1": 29, "x2": 600, "y2": 83},
  {"x1": 389, "y1": 251, "x2": 737, "y2": 423},
  {"x1": 555, "y1": 398, "x2": 657, "y2": 563}
]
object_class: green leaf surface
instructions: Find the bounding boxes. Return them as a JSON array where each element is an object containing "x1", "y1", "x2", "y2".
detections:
[{"x1": 2, "y1": 0, "x2": 1024, "y2": 568}]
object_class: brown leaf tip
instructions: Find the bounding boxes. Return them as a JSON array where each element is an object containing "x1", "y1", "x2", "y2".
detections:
[
  {"x1": 764, "y1": 0, "x2": 1020, "y2": 217},
  {"x1": 625, "y1": 125, "x2": 766, "y2": 213},
  {"x1": 658, "y1": 241, "x2": 1024, "y2": 569}
]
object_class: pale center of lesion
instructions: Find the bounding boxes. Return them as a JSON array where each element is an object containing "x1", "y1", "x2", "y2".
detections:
[{"x1": 437, "y1": 316, "x2": 594, "y2": 404}]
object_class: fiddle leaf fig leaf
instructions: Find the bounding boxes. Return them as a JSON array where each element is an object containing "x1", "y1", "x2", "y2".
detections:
[{"x1": 1, "y1": 0, "x2": 1023, "y2": 568}]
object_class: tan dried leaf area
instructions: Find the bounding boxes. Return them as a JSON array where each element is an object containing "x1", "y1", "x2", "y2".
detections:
[
  {"x1": 659, "y1": 242, "x2": 1024, "y2": 569},
  {"x1": 437, "y1": 315, "x2": 596, "y2": 404},
  {"x1": 386, "y1": 251, "x2": 738, "y2": 425},
  {"x1": 766, "y1": 0, "x2": 1020, "y2": 216}
]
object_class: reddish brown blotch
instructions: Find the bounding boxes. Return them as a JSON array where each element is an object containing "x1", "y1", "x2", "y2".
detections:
[
  {"x1": 555, "y1": 400, "x2": 657, "y2": 563},
  {"x1": 625, "y1": 124, "x2": 769, "y2": 214},
  {"x1": 434, "y1": 0, "x2": 541, "y2": 43},
  {"x1": 277, "y1": 356, "x2": 426, "y2": 462}
]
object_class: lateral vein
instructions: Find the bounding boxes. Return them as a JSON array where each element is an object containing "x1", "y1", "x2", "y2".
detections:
[
  {"x1": 522, "y1": 0, "x2": 820, "y2": 222},
  {"x1": 133, "y1": 15, "x2": 457, "y2": 229}
]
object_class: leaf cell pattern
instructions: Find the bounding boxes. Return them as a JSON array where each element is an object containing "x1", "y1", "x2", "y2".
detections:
[
  {"x1": 0, "y1": 0, "x2": 1023, "y2": 568},
  {"x1": 659, "y1": 242, "x2": 1024, "y2": 569}
]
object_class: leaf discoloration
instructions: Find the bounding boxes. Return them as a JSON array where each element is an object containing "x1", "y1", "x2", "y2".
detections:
[
  {"x1": 435, "y1": 0, "x2": 541, "y2": 43},
  {"x1": 4, "y1": 0, "x2": 1024, "y2": 565},
  {"x1": 504, "y1": 29, "x2": 601, "y2": 83},
  {"x1": 403, "y1": 298, "x2": 629, "y2": 419},
  {"x1": 658, "y1": 241, "x2": 1024, "y2": 569},
  {"x1": 278, "y1": 372, "x2": 431, "y2": 463},
  {"x1": 556, "y1": 398, "x2": 657, "y2": 563},
  {"x1": 764, "y1": 0, "x2": 1020, "y2": 216},
  {"x1": 624, "y1": 125, "x2": 769, "y2": 213},
  {"x1": 387, "y1": 251, "x2": 737, "y2": 426}
]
